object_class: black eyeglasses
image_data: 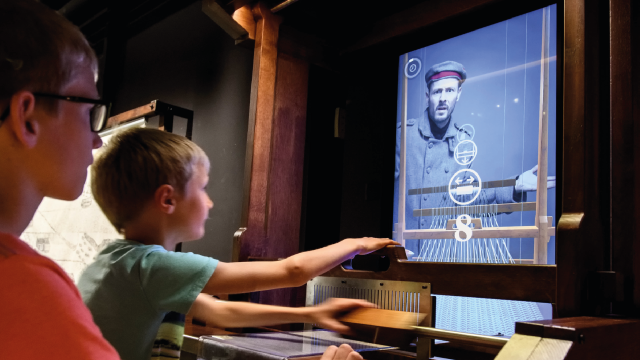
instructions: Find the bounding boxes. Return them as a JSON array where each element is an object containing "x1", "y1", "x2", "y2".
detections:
[
  {"x1": 0, "y1": 93, "x2": 111, "y2": 133},
  {"x1": 34, "y1": 93, "x2": 111, "y2": 132}
]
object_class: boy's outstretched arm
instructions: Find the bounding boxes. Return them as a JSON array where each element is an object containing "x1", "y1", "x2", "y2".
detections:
[
  {"x1": 189, "y1": 294, "x2": 375, "y2": 333},
  {"x1": 202, "y1": 238, "x2": 399, "y2": 295}
]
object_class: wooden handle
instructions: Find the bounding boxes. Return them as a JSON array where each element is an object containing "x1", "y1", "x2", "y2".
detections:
[{"x1": 338, "y1": 308, "x2": 426, "y2": 330}]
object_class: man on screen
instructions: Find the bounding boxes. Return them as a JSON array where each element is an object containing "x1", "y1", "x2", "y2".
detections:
[{"x1": 394, "y1": 61, "x2": 556, "y2": 242}]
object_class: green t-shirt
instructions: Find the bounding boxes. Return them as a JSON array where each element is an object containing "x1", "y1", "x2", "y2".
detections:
[{"x1": 78, "y1": 240, "x2": 218, "y2": 360}]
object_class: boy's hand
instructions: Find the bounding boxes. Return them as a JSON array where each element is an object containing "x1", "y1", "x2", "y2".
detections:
[
  {"x1": 344, "y1": 237, "x2": 400, "y2": 256},
  {"x1": 308, "y1": 298, "x2": 376, "y2": 334},
  {"x1": 321, "y1": 344, "x2": 363, "y2": 360}
]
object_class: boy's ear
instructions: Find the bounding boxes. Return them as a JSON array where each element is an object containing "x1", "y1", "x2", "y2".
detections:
[
  {"x1": 155, "y1": 184, "x2": 177, "y2": 214},
  {"x1": 6, "y1": 91, "x2": 39, "y2": 148}
]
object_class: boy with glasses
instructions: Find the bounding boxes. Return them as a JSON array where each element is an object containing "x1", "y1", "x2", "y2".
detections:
[
  {"x1": 0, "y1": 1, "x2": 119, "y2": 359},
  {"x1": 0, "y1": 2, "x2": 374, "y2": 360}
]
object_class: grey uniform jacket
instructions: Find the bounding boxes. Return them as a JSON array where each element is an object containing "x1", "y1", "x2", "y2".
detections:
[{"x1": 394, "y1": 111, "x2": 524, "y2": 238}]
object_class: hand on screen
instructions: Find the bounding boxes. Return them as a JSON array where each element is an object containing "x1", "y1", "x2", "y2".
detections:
[
  {"x1": 346, "y1": 237, "x2": 400, "y2": 255},
  {"x1": 515, "y1": 165, "x2": 556, "y2": 192},
  {"x1": 310, "y1": 298, "x2": 376, "y2": 334},
  {"x1": 321, "y1": 344, "x2": 363, "y2": 360}
]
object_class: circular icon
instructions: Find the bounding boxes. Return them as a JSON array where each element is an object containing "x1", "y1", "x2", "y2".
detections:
[
  {"x1": 448, "y1": 169, "x2": 482, "y2": 205},
  {"x1": 456, "y1": 124, "x2": 475, "y2": 141},
  {"x1": 454, "y1": 214, "x2": 473, "y2": 242},
  {"x1": 404, "y1": 58, "x2": 422, "y2": 79},
  {"x1": 454, "y1": 140, "x2": 477, "y2": 165}
]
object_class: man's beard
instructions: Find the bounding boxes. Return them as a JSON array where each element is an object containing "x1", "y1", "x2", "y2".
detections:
[{"x1": 427, "y1": 106, "x2": 452, "y2": 128}]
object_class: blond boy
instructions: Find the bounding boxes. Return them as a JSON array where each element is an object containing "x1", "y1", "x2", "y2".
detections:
[
  {"x1": 79, "y1": 128, "x2": 398, "y2": 360},
  {"x1": 0, "y1": 1, "x2": 119, "y2": 358}
]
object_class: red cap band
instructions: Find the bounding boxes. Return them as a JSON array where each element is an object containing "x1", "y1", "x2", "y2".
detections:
[{"x1": 430, "y1": 71, "x2": 462, "y2": 81}]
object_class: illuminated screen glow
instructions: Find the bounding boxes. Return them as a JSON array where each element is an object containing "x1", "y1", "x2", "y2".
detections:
[{"x1": 392, "y1": 4, "x2": 558, "y2": 336}]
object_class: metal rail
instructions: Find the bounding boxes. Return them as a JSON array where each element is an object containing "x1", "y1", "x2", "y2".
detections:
[{"x1": 412, "y1": 326, "x2": 509, "y2": 348}]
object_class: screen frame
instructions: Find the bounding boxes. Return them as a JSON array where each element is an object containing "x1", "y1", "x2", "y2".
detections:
[
  {"x1": 326, "y1": 0, "x2": 567, "y2": 306},
  {"x1": 394, "y1": 4, "x2": 561, "y2": 266}
]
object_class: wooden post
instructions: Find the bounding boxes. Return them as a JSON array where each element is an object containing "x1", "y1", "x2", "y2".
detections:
[
  {"x1": 557, "y1": 0, "x2": 610, "y2": 317},
  {"x1": 233, "y1": 2, "x2": 281, "y2": 264},
  {"x1": 534, "y1": 7, "x2": 551, "y2": 265},
  {"x1": 610, "y1": 0, "x2": 640, "y2": 315},
  {"x1": 232, "y1": 2, "x2": 310, "y2": 309},
  {"x1": 397, "y1": 54, "x2": 409, "y2": 247}
]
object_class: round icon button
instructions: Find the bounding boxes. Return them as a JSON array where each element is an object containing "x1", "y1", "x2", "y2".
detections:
[
  {"x1": 454, "y1": 140, "x2": 478, "y2": 165},
  {"x1": 448, "y1": 169, "x2": 482, "y2": 205},
  {"x1": 456, "y1": 124, "x2": 475, "y2": 141},
  {"x1": 404, "y1": 58, "x2": 422, "y2": 79}
]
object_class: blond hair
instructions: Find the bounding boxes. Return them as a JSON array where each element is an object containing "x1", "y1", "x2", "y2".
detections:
[
  {"x1": 92, "y1": 128, "x2": 209, "y2": 233},
  {"x1": 0, "y1": 1, "x2": 98, "y2": 109}
]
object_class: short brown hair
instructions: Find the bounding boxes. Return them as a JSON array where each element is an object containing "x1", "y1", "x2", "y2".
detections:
[
  {"x1": 91, "y1": 128, "x2": 209, "y2": 233},
  {"x1": 0, "y1": 0, "x2": 98, "y2": 105}
]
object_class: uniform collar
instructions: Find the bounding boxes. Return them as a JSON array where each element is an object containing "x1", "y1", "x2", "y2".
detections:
[{"x1": 419, "y1": 109, "x2": 458, "y2": 139}]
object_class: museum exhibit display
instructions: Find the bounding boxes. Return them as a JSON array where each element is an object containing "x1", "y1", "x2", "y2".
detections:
[
  {"x1": 393, "y1": 4, "x2": 557, "y2": 338},
  {"x1": 26, "y1": 0, "x2": 640, "y2": 359}
]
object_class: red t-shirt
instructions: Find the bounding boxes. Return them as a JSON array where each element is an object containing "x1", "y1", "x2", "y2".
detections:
[{"x1": 0, "y1": 232, "x2": 120, "y2": 359}]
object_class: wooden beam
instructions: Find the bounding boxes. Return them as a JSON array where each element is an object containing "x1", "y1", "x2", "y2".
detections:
[
  {"x1": 339, "y1": 308, "x2": 427, "y2": 331},
  {"x1": 397, "y1": 54, "x2": 408, "y2": 247},
  {"x1": 610, "y1": 0, "x2": 640, "y2": 315},
  {"x1": 557, "y1": 0, "x2": 609, "y2": 317},
  {"x1": 232, "y1": 5, "x2": 256, "y2": 43},
  {"x1": 323, "y1": 261, "x2": 556, "y2": 303},
  {"x1": 557, "y1": 0, "x2": 588, "y2": 318},
  {"x1": 413, "y1": 201, "x2": 537, "y2": 217},
  {"x1": 403, "y1": 226, "x2": 556, "y2": 240},
  {"x1": 534, "y1": 6, "x2": 551, "y2": 265},
  {"x1": 233, "y1": 2, "x2": 310, "y2": 310},
  {"x1": 236, "y1": 2, "x2": 282, "y2": 262},
  {"x1": 202, "y1": 0, "x2": 253, "y2": 45},
  {"x1": 106, "y1": 101, "x2": 156, "y2": 127}
]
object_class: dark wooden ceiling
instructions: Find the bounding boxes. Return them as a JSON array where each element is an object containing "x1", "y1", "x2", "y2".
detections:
[{"x1": 40, "y1": 0, "x2": 429, "y2": 57}]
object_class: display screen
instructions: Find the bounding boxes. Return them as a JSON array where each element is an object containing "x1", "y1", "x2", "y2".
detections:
[
  {"x1": 392, "y1": 4, "x2": 558, "y2": 336},
  {"x1": 393, "y1": 4, "x2": 557, "y2": 266}
]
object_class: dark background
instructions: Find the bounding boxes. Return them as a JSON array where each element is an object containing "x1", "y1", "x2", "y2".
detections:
[{"x1": 108, "y1": 2, "x2": 254, "y2": 261}]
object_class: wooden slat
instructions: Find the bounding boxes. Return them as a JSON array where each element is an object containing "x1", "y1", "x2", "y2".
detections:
[
  {"x1": 513, "y1": 317, "x2": 640, "y2": 359},
  {"x1": 397, "y1": 54, "x2": 408, "y2": 246},
  {"x1": 534, "y1": 6, "x2": 551, "y2": 265},
  {"x1": 322, "y1": 247, "x2": 555, "y2": 303},
  {"x1": 408, "y1": 179, "x2": 516, "y2": 196},
  {"x1": 106, "y1": 101, "x2": 156, "y2": 127},
  {"x1": 339, "y1": 308, "x2": 427, "y2": 330},
  {"x1": 403, "y1": 226, "x2": 556, "y2": 240},
  {"x1": 324, "y1": 261, "x2": 555, "y2": 303},
  {"x1": 413, "y1": 202, "x2": 537, "y2": 217},
  {"x1": 202, "y1": 0, "x2": 250, "y2": 43}
]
